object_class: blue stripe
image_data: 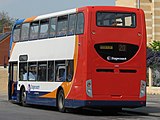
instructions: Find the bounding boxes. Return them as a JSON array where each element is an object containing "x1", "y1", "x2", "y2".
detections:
[
  {"x1": 9, "y1": 19, "x2": 25, "y2": 57},
  {"x1": 14, "y1": 90, "x2": 146, "y2": 108},
  {"x1": 65, "y1": 99, "x2": 146, "y2": 108}
]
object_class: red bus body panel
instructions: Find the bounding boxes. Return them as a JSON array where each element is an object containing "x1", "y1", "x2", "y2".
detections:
[{"x1": 67, "y1": 6, "x2": 146, "y2": 108}]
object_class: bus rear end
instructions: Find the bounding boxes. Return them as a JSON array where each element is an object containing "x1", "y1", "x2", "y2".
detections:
[{"x1": 86, "y1": 6, "x2": 146, "y2": 108}]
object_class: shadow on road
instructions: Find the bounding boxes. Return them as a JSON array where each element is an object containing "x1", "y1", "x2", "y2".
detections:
[{"x1": 14, "y1": 102, "x2": 158, "y2": 117}]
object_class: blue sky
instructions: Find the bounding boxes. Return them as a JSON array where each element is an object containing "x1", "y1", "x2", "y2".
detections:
[{"x1": 0, "y1": 0, "x2": 115, "y2": 19}]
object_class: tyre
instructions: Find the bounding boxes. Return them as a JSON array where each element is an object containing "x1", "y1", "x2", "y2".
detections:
[
  {"x1": 57, "y1": 89, "x2": 66, "y2": 112},
  {"x1": 21, "y1": 88, "x2": 27, "y2": 106}
]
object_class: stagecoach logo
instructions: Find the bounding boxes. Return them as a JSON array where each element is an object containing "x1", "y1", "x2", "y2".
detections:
[
  {"x1": 28, "y1": 84, "x2": 40, "y2": 92},
  {"x1": 107, "y1": 56, "x2": 127, "y2": 61}
]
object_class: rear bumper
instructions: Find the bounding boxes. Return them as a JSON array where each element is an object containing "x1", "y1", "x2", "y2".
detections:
[{"x1": 65, "y1": 99, "x2": 146, "y2": 108}]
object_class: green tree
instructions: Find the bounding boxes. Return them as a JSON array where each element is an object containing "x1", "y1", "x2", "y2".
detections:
[
  {"x1": 0, "y1": 11, "x2": 14, "y2": 33},
  {"x1": 149, "y1": 40, "x2": 160, "y2": 51}
]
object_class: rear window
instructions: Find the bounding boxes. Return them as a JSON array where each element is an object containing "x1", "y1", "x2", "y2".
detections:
[{"x1": 96, "y1": 12, "x2": 136, "y2": 28}]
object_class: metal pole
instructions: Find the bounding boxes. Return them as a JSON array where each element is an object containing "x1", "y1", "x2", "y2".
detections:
[{"x1": 137, "y1": 0, "x2": 140, "y2": 8}]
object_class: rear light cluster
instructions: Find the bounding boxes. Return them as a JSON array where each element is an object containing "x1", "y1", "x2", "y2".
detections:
[
  {"x1": 140, "y1": 80, "x2": 146, "y2": 98},
  {"x1": 86, "y1": 79, "x2": 93, "y2": 97}
]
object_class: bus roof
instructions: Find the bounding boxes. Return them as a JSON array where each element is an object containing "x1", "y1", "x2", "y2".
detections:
[{"x1": 14, "y1": 6, "x2": 141, "y2": 25}]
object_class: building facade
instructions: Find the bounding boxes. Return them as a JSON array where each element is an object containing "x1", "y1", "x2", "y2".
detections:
[
  {"x1": 116, "y1": 0, "x2": 160, "y2": 43},
  {"x1": 116, "y1": 0, "x2": 160, "y2": 94}
]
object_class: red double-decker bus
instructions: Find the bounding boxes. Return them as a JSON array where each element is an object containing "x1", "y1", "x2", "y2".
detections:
[{"x1": 8, "y1": 6, "x2": 146, "y2": 112}]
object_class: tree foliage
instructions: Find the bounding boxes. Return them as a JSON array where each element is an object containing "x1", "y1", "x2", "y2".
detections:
[
  {"x1": 150, "y1": 40, "x2": 160, "y2": 51},
  {"x1": 147, "y1": 40, "x2": 160, "y2": 69},
  {"x1": 0, "y1": 11, "x2": 14, "y2": 33}
]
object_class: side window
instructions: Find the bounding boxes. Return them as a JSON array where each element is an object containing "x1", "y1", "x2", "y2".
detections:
[
  {"x1": 68, "y1": 14, "x2": 76, "y2": 36},
  {"x1": 55, "y1": 61, "x2": 66, "y2": 82},
  {"x1": 37, "y1": 62, "x2": 47, "y2": 81},
  {"x1": 66, "y1": 60, "x2": 74, "y2": 82},
  {"x1": 13, "y1": 25, "x2": 21, "y2": 42},
  {"x1": 19, "y1": 62, "x2": 27, "y2": 81},
  {"x1": 57, "y1": 15, "x2": 68, "y2": 37},
  {"x1": 49, "y1": 17, "x2": 57, "y2": 38},
  {"x1": 76, "y1": 13, "x2": 84, "y2": 35},
  {"x1": 21, "y1": 23, "x2": 30, "y2": 41},
  {"x1": 28, "y1": 62, "x2": 37, "y2": 81},
  {"x1": 30, "y1": 21, "x2": 39, "y2": 40},
  {"x1": 39, "y1": 19, "x2": 49, "y2": 39},
  {"x1": 48, "y1": 61, "x2": 55, "y2": 82}
]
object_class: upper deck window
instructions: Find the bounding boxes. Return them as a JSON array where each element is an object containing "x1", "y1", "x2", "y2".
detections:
[
  {"x1": 57, "y1": 15, "x2": 68, "y2": 37},
  {"x1": 76, "y1": 13, "x2": 84, "y2": 34},
  {"x1": 68, "y1": 14, "x2": 76, "y2": 35},
  {"x1": 39, "y1": 19, "x2": 49, "y2": 39},
  {"x1": 13, "y1": 25, "x2": 21, "y2": 42},
  {"x1": 30, "y1": 21, "x2": 39, "y2": 40},
  {"x1": 21, "y1": 23, "x2": 30, "y2": 41},
  {"x1": 49, "y1": 17, "x2": 57, "y2": 38},
  {"x1": 96, "y1": 12, "x2": 136, "y2": 28}
]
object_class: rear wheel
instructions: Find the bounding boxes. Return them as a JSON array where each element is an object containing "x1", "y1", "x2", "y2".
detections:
[
  {"x1": 57, "y1": 89, "x2": 66, "y2": 112},
  {"x1": 21, "y1": 88, "x2": 27, "y2": 106}
]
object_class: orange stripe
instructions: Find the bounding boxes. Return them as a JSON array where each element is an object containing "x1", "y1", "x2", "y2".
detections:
[
  {"x1": 63, "y1": 36, "x2": 79, "y2": 98},
  {"x1": 73, "y1": 36, "x2": 79, "y2": 71},
  {"x1": 40, "y1": 89, "x2": 58, "y2": 98},
  {"x1": 24, "y1": 16, "x2": 37, "y2": 23}
]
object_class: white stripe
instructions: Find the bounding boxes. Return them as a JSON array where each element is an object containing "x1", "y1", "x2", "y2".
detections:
[
  {"x1": 17, "y1": 81, "x2": 63, "y2": 92},
  {"x1": 35, "y1": 9, "x2": 76, "y2": 21},
  {"x1": 9, "y1": 36, "x2": 76, "y2": 61}
]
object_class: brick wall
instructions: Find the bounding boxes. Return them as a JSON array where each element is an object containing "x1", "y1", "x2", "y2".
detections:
[{"x1": 0, "y1": 35, "x2": 10, "y2": 66}]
